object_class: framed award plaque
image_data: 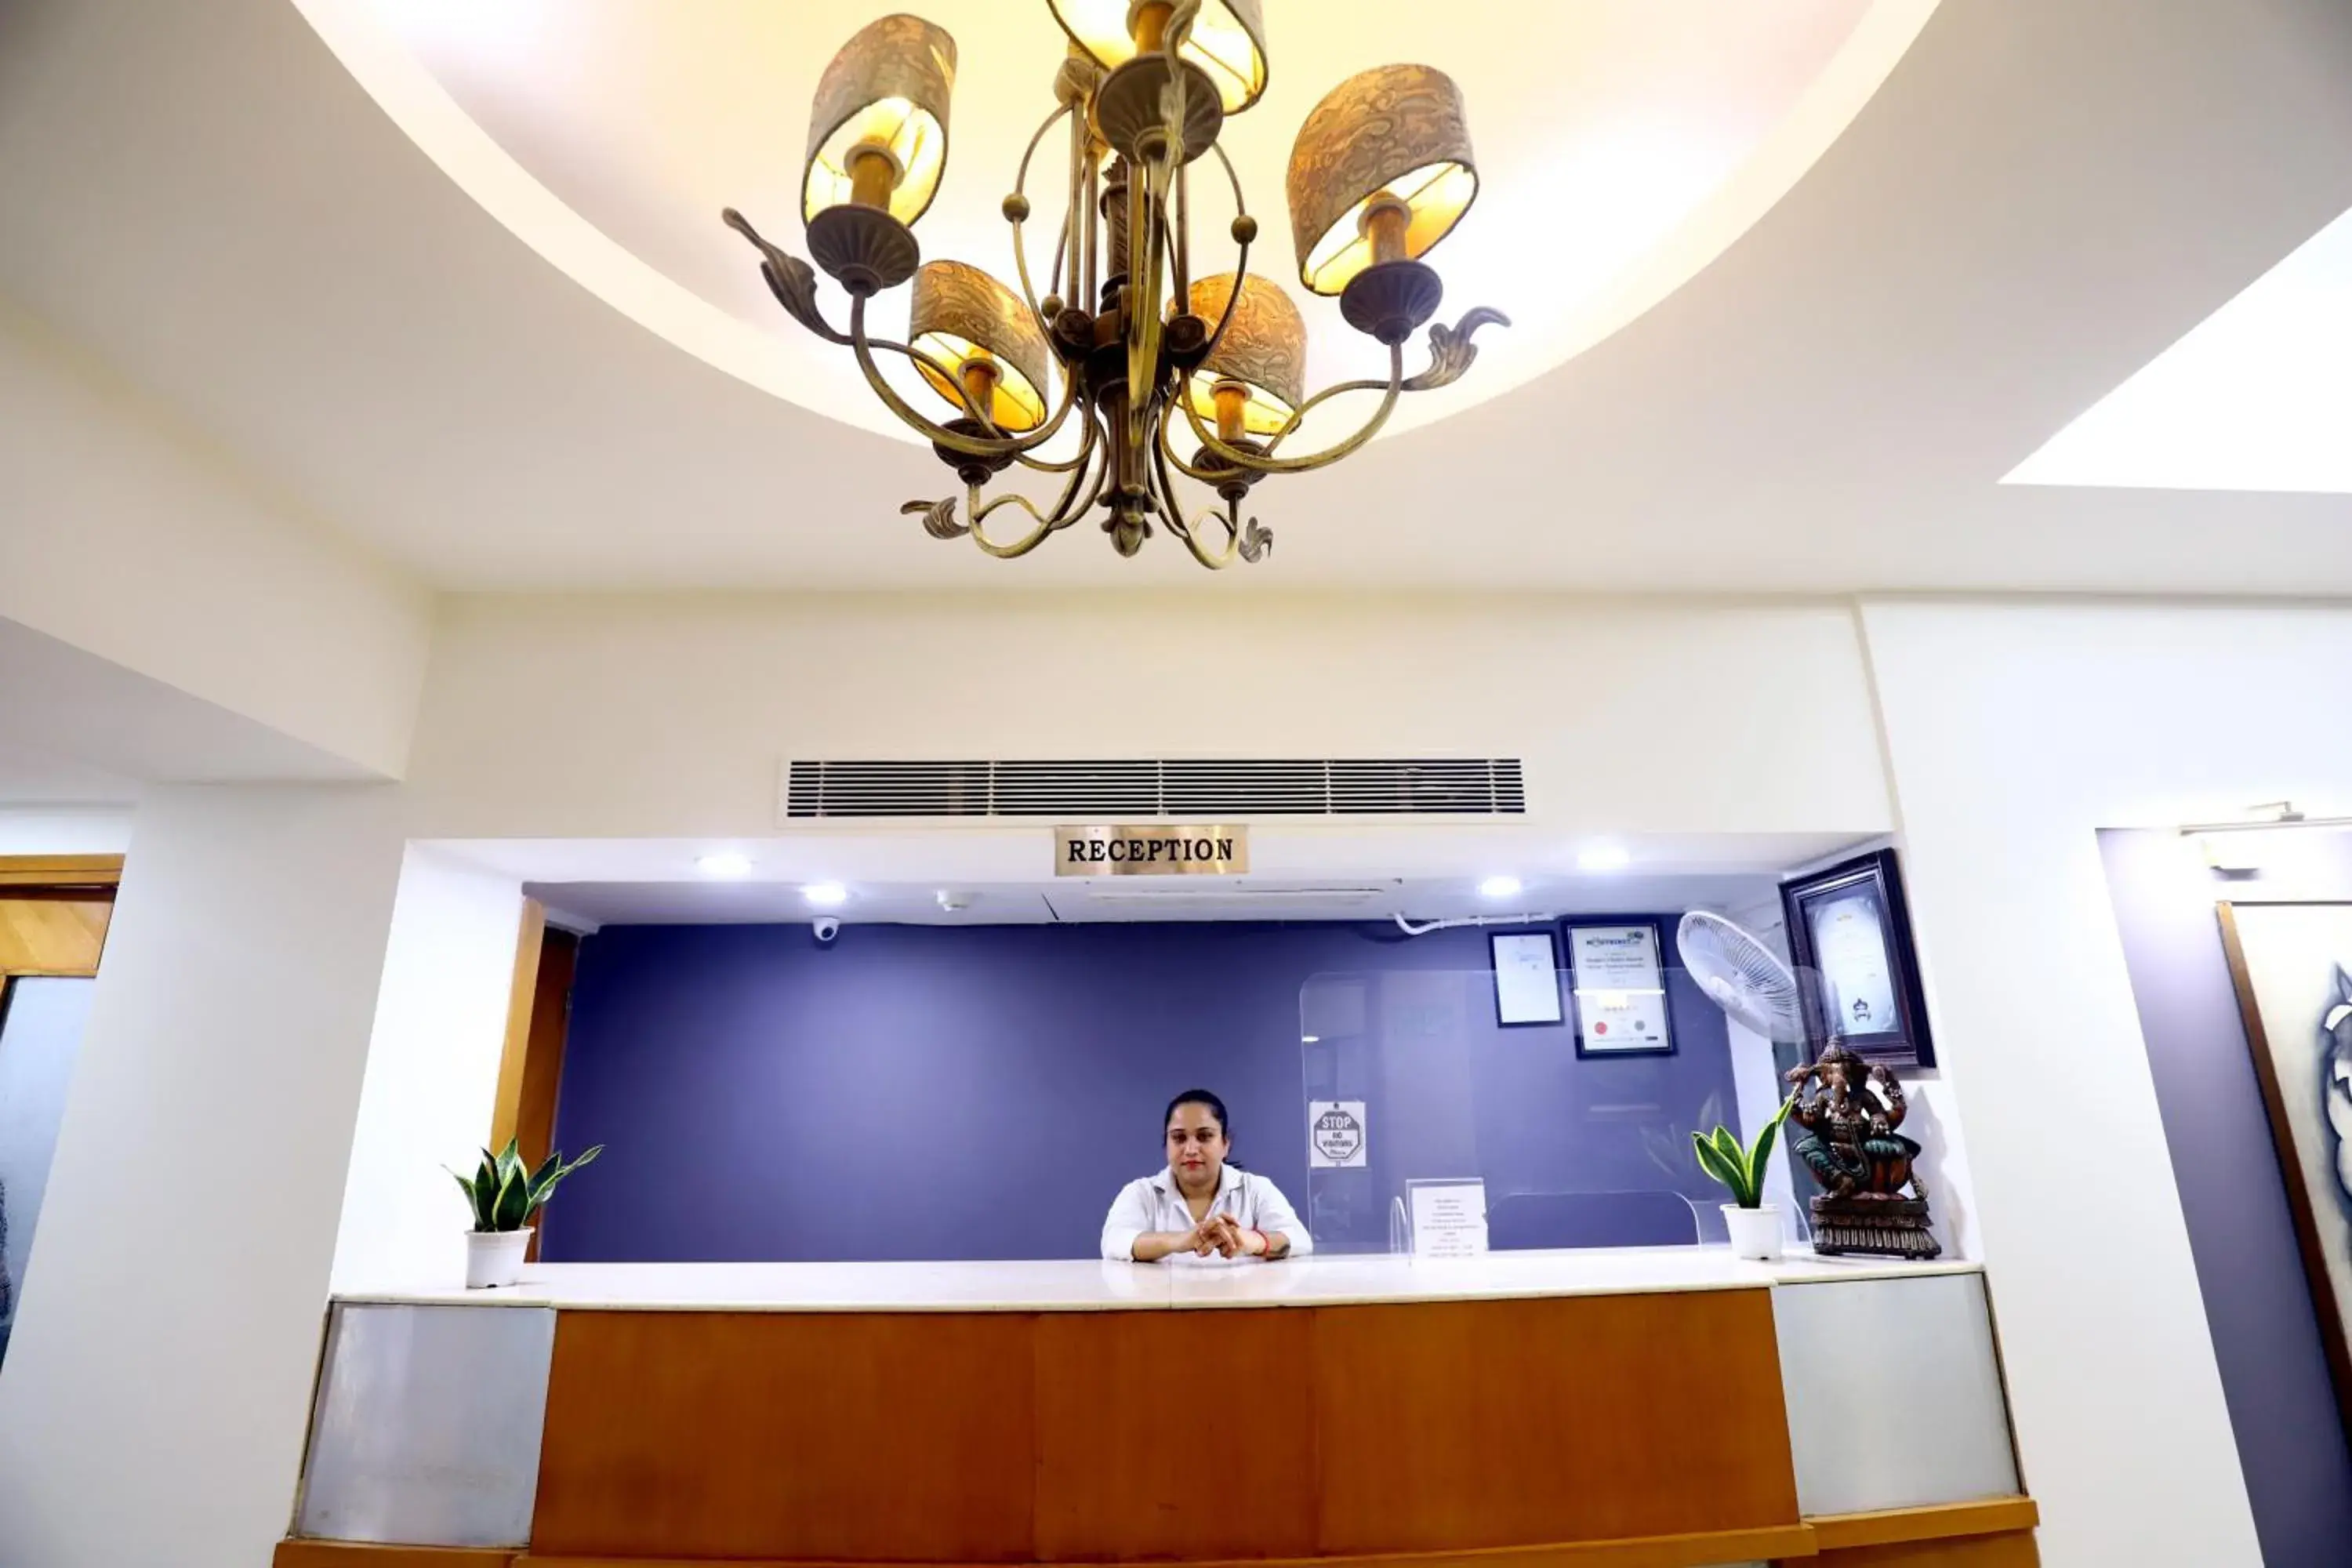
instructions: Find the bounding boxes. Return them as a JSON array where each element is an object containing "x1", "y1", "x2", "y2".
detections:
[{"x1": 1781, "y1": 848, "x2": 1936, "y2": 1067}]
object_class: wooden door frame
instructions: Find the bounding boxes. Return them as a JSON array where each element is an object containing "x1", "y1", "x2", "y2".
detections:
[{"x1": 0, "y1": 856, "x2": 122, "y2": 982}]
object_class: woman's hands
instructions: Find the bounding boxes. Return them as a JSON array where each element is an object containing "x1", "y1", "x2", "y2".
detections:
[
  {"x1": 1184, "y1": 1214, "x2": 1269, "y2": 1258},
  {"x1": 1131, "y1": 1214, "x2": 1285, "y2": 1261}
]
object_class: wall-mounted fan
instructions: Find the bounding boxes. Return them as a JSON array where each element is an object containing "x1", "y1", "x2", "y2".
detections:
[{"x1": 1675, "y1": 909, "x2": 1803, "y2": 1043}]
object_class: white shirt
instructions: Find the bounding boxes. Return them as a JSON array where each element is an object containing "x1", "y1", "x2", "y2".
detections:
[{"x1": 1100, "y1": 1163, "x2": 1315, "y2": 1261}]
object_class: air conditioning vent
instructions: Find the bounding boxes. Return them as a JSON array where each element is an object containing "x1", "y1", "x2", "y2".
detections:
[{"x1": 782, "y1": 758, "x2": 1526, "y2": 819}]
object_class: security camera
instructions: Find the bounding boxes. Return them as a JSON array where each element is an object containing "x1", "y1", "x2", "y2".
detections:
[{"x1": 812, "y1": 916, "x2": 841, "y2": 943}]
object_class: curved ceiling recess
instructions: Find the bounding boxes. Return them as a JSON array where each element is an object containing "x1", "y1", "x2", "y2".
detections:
[{"x1": 296, "y1": 1, "x2": 1933, "y2": 459}]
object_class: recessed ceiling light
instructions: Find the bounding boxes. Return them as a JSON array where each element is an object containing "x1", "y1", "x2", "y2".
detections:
[
  {"x1": 1478, "y1": 874, "x2": 1523, "y2": 899},
  {"x1": 801, "y1": 881, "x2": 849, "y2": 908},
  {"x1": 1578, "y1": 845, "x2": 1631, "y2": 872},
  {"x1": 696, "y1": 851, "x2": 753, "y2": 877}
]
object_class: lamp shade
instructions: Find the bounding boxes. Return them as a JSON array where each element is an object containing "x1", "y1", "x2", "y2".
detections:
[
  {"x1": 1185, "y1": 272, "x2": 1305, "y2": 435},
  {"x1": 909, "y1": 261, "x2": 1054, "y2": 431},
  {"x1": 802, "y1": 14, "x2": 957, "y2": 228},
  {"x1": 1048, "y1": 0, "x2": 1268, "y2": 113},
  {"x1": 1285, "y1": 64, "x2": 1479, "y2": 296}
]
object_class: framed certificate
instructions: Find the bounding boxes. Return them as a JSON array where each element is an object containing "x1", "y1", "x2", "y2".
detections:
[
  {"x1": 1565, "y1": 920, "x2": 1675, "y2": 1056},
  {"x1": 1781, "y1": 849, "x2": 1936, "y2": 1067},
  {"x1": 1489, "y1": 930, "x2": 1564, "y2": 1026}
]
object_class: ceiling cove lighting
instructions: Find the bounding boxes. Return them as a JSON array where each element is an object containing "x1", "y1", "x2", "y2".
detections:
[
  {"x1": 1477, "y1": 874, "x2": 1523, "y2": 899},
  {"x1": 722, "y1": 3, "x2": 1506, "y2": 570},
  {"x1": 1577, "y1": 845, "x2": 1631, "y2": 872},
  {"x1": 802, "y1": 881, "x2": 851, "y2": 908},
  {"x1": 696, "y1": 851, "x2": 755, "y2": 877}
]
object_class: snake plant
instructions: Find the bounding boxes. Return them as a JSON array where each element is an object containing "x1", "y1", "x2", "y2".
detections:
[
  {"x1": 1690, "y1": 1098, "x2": 1793, "y2": 1210},
  {"x1": 451, "y1": 1138, "x2": 603, "y2": 1233}
]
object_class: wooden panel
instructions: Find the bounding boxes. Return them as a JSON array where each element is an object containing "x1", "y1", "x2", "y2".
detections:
[
  {"x1": 1799, "y1": 1530, "x2": 2037, "y2": 1567},
  {"x1": 0, "y1": 895, "x2": 110, "y2": 975},
  {"x1": 1312, "y1": 1291, "x2": 1798, "y2": 1552},
  {"x1": 488, "y1": 898, "x2": 546, "y2": 1153},
  {"x1": 0, "y1": 855, "x2": 121, "y2": 888},
  {"x1": 1034, "y1": 1308, "x2": 1319, "y2": 1560},
  {"x1": 530, "y1": 1310, "x2": 1037, "y2": 1562},
  {"x1": 1808, "y1": 1498, "x2": 2038, "y2": 1552},
  {"x1": 514, "y1": 1529, "x2": 1820, "y2": 1568},
  {"x1": 514, "y1": 926, "x2": 577, "y2": 1171},
  {"x1": 274, "y1": 1544, "x2": 514, "y2": 1568}
]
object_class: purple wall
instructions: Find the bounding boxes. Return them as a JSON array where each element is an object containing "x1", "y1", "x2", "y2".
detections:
[
  {"x1": 2098, "y1": 829, "x2": 2352, "y2": 1566},
  {"x1": 542, "y1": 919, "x2": 1735, "y2": 1264}
]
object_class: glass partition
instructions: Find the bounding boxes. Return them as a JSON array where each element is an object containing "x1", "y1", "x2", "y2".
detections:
[{"x1": 1299, "y1": 964, "x2": 1799, "y2": 1254}]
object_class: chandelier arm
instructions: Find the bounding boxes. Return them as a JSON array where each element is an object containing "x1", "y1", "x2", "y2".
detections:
[
  {"x1": 848, "y1": 296, "x2": 1081, "y2": 458},
  {"x1": 1150, "y1": 429, "x2": 1240, "y2": 571},
  {"x1": 722, "y1": 208, "x2": 853, "y2": 347},
  {"x1": 1193, "y1": 145, "x2": 1254, "y2": 368},
  {"x1": 1153, "y1": 403, "x2": 1233, "y2": 485},
  {"x1": 1014, "y1": 397, "x2": 1105, "y2": 476},
  {"x1": 1006, "y1": 101, "x2": 1076, "y2": 334},
  {"x1": 965, "y1": 486, "x2": 1062, "y2": 560},
  {"x1": 1177, "y1": 344, "x2": 1406, "y2": 475},
  {"x1": 968, "y1": 417, "x2": 1111, "y2": 557},
  {"x1": 1062, "y1": 92, "x2": 1087, "y2": 303},
  {"x1": 1163, "y1": 0, "x2": 1205, "y2": 54},
  {"x1": 1151, "y1": 430, "x2": 1272, "y2": 569}
]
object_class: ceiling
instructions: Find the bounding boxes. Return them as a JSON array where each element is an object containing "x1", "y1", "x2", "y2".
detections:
[
  {"x1": 343, "y1": 0, "x2": 1906, "y2": 444},
  {"x1": 2008, "y1": 200, "x2": 2352, "y2": 493},
  {"x1": 446, "y1": 826, "x2": 1842, "y2": 927},
  {"x1": 2, "y1": 0, "x2": 2350, "y2": 593},
  {"x1": 521, "y1": 872, "x2": 1788, "y2": 930}
]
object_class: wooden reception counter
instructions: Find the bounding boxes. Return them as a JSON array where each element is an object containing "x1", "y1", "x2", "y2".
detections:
[{"x1": 284, "y1": 1251, "x2": 2037, "y2": 1568}]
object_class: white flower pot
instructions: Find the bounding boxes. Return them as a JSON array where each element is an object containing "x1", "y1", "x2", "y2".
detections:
[
  {"x1": 1722, "y1": 1203, "x2": 1783, "y2": 1262},
  {"x1": 466, "y1": 1228, "x2": 532, "y2": 1289}
]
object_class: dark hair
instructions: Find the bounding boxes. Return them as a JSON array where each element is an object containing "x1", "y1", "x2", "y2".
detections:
[{"x1": 1164, "y1": 1088, "x2": 1229, "y2": 1138}]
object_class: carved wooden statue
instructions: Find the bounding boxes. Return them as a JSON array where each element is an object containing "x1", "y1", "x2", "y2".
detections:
[{"x1": 1783, "y1": 1042, "x2": 1941, "y2": 1258}]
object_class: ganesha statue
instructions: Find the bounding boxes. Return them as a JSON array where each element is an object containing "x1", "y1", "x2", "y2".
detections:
[{"x1": 1783, "y1": 1041, "x2": 1941, "y2": 1258}]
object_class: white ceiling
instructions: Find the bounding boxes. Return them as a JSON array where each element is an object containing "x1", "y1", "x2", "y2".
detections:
[
  {"x1": 444, "y1": 826, "x2": 1845, "y2": 926},
  {"x1": 522, "y1": 872, "x2": 1788, "y2": 929},
  {"x1": 2, "y1": 0, "x2": 2350, "y2": 593},
  {"x1": 2007, "y1": 200, "x2": 2352, "y2": 493},
  {"x1": 347, "y1": 0, "x2": 1901, "y2": 443}
]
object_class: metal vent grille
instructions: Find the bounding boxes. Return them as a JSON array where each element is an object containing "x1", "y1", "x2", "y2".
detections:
[{"x1": 782, "y1": 759, "x2": 1526, "y2": 818}]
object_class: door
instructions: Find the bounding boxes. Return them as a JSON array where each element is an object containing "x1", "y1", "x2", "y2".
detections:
[{"x1": 0, "y1": 858, "x2": 118, "y2": 1370}]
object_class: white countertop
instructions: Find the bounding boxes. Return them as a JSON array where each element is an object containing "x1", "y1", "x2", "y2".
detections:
[{"x1": 336, "y1": 1247, "x2": 1983, "y2": 1313}]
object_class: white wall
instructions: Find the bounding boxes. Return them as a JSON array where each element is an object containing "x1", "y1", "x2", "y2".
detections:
[
  {"x1": 0, "y1": 303, "x2": 432, "y2": 779},
  {"x1": 0, "y1": 784, "x2": 408, "y2": 1568},
  {"x1": 0, "y1": 807, "x2": 132, "y2": 855},
  {"x1": 404, "y1": 593, "x2": 1896, "y2": 838},
  {"x1": 1857, "y1": 597, "x2": 2352, "y2": 1568},
  {"x1": 331, "y1": 845, "x2": 524, "y2": 1293}
]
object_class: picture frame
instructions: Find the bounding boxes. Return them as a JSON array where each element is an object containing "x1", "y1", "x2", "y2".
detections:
[
  {"x1": 1563, "y1": 918, "x2": 1677, "y2": 1058},
  {"x1": 2216, "y1": 899, "x2": 2352, "y2": 1452},
  {"x1": 1489, "y1": 929, "x2": 1564, "y2": 1027},
  {"x1": 1780, "y1": 849, "x2": 1936, "y2": 1067}
]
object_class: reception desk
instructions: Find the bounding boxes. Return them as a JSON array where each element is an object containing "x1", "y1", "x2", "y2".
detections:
[{"x1": 281, "y1": 1250, "x2": 2035, "y2": 1568}]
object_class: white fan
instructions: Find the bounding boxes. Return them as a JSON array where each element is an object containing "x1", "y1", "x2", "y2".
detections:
[{"x1": 1675, "y1": 909, "x2": 1805, "y2": 1043}]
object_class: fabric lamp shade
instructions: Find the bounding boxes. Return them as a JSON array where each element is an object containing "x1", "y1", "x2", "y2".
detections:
[
  {"x1": 909, "y1": 261, "x2": 1054, "y2": 431},
  {"x1": 1047, "y1": 0, "x2": 1268, "y2": 112},
  {"x1": 1185, "y1": 272, "x2": 1305, "y2": 436},
  {"x1": 1285, "y1": 64, "x2": 1479, "y2": 296},
  {"x1": 802, "y1": 14, "x2": 958, "y2": 227}
]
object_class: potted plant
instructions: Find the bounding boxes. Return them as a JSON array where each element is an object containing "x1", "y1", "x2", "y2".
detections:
[
  {"x1": 451, "y1": 1138, "x2": 602, "y2": 1288},
  {"x1": 1691, "y1": 1099, "x2": 1793, "y2": 1261}
]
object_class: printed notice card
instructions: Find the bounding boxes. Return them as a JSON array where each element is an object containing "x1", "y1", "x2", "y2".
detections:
[
  {"x1": 1307, "y1": 1101, "x2": 1368, "y2": 1168},
  {"x1": 1406, "y1": 1178, "x2": 1489, "y2": 1259}
]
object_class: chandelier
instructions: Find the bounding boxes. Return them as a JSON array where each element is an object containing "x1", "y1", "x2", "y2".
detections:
[{"x1": 724, "y1": 1, "x2": 1506, "y2": 569}]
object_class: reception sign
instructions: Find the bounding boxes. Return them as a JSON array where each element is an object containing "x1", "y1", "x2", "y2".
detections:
[{"x1": 1054, "y1": 825, "x2": 1248, "y2": 876}]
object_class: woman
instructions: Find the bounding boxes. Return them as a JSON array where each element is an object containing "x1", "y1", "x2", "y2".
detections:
[{"x1": 1101, "y1": 1089, "x2": 1312, "y2": 1261}]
